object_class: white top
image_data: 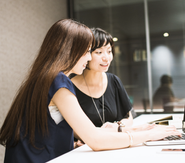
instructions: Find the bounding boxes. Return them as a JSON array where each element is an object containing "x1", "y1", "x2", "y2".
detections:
[{"x1": 49, "y1": 105, "x2": 63, "y2": 124}]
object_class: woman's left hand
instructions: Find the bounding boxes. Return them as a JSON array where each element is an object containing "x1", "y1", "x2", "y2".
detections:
[
  {"x1": 101, "y1": 122, "x2": 118, "y2": 132},
  {"x1": 74, "y1": 140, "x2": 85, "y2": 148}
]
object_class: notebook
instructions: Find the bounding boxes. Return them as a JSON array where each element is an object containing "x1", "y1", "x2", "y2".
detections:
[{"x1": 144, "y1": 106, "x2": 185, "y2": 146}]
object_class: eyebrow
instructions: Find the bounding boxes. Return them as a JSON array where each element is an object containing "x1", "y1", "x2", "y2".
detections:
[{"x1": 99, "y1": 45, "x2": 112, "y2": 49}]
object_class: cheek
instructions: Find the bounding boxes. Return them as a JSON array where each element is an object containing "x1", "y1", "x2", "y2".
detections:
[
  {"x1": 109, "y1": 55, "x2": 113, "y2": 62},
  {"x1": 76, "y1": 58, "x2": 84, "y2": 69},
  {"x1": 90, "y1": 56, "x2": 99, "y2": 65},
  {"x1": 88, "y1": 59, "x2": 98, "y2": 69},
  {"x1": 78, "y1": 55, "x2": 87, "y2": 65}
]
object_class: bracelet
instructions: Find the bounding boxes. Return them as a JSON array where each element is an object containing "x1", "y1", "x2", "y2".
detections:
[
  {"x1": 116, "y1": 121, "x2": 125, "y2": 132},
  {"x1": 118, "y1": 125, "x2": 122, "y2": 132},
  {"x1": 126, "y1": 131, "x2": 133, "y2": 147}
]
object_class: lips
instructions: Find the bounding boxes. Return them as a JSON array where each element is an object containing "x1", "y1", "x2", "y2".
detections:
[
  {"x1": 83, "y1": 63, "x2": 87, "y2": 68},
  {"x1": 100, "y1": 63, "x2": 109, "y2": 67}
]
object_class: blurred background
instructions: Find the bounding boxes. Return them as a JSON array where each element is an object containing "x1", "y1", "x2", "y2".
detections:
[
  {"x1": 0, "y1": 0, "x2": 185, "y2": 161},
  {"x1": 71, "y1": 0, "x2": 185, "y2": 114}
]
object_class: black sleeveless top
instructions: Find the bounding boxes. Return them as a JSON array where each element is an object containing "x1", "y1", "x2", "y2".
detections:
[{"x1": 74, "y1": 73, "x2": 132, "y2": 127}]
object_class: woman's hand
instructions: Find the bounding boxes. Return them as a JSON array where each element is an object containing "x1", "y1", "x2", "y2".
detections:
[
  {"x1": 101, "y1": 122, "x2": 157, "y2": 133},
  {"x1": 74, "y1": 140, "x2": 85, "y2": 148},
  {"x1": 119, "y1": 123, "x2": 155, "y2": 133},
  {"x1": 101, "y1": 122, "x2": 118, "y2": 132},
  {"x1": 131, "y1": 123, "x2": 156, "y2": 132},
  {"x1": 147, "y1": 125, "x2": 181, "y2": 141}
]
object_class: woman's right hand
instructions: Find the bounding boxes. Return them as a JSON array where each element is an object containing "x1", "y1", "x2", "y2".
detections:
[
  {"x1": 131, "y1": 123, "x2": 156, "y2": 132},
  {"x1": 147, "y1": 125, "x2": 181, "y2": 141},
  {"x1": 121, "y1": 123, "x2": 156, "y2": 133}
]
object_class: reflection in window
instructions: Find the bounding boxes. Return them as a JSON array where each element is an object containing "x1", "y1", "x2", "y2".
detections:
[{"x1": 72, "y1": 0, "x2": 185, "y2": 114}]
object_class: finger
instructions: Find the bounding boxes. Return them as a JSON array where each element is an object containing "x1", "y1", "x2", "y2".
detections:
[
  {"x1": 165, "y1": 129, "x2": 181, "y2": 136},
  {"x1": 166, "y1": 125, "x2": 177, "y2": 130},
  {"x1": 169, "y1": 131, "x2": 182, "y2": 137},
  {"x1": 151, "y1": 123, "x2": 156, "y2": 127},
  {"x1": 101, "y1": 123, "x2": 108, "y2": 128},
  {"x1": 76, "y1": 140, "x2": 85, "y2": 146}
]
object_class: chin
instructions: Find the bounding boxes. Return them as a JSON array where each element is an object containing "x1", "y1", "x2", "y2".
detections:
[
  {"x1": 75, "y1": 71, "x2": 83, "y2": 75},
  {"x1": 102, "y1": 68, "x2": 109, "y2": 72}
]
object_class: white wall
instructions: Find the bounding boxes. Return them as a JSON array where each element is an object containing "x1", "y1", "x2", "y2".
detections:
[{"x1": 0, "y1": 0, "x2": 68, "y2": 161}]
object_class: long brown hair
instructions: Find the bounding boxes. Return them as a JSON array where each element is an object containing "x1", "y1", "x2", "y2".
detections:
[{"x1": 0, "y1": 19, "x2": 93, "y2": 147}]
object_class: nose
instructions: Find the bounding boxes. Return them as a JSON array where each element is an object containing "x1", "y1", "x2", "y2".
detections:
[
  {"x1": 102, "y1": 52, "x2": 108, "y2": 61},
  {"x1": 88, "y1": 53, "x2": 92, "y2": 61}
]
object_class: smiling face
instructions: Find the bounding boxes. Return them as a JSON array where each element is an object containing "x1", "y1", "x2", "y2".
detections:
[
  {"x1": 88, "y1": 43, "x2": 113, "y2": 72},
  {"x1": 71, "y1": 47, "x2": 92, "y2": 75}
]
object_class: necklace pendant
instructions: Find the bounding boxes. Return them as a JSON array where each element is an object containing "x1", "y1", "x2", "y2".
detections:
[{"x1": 83, "y1": 74, "x2": 105, "y2": 125}]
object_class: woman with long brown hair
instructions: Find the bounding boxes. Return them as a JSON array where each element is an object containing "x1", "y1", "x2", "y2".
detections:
[
  {"x1": 0, "y1": 19, "x2": 93, "y2": 163},
  {"x1": 0, "y1": 19, "x2": 181, "y2": 163}
]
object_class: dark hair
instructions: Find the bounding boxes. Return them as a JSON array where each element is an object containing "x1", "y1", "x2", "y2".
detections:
[
  {"x1": 90, "y1": 28, "x2": 115, "y2": 56},
  {"x1": 160, "y1": 74, "x2": 173, "y2": 85},
  {"x1": 0, "y1": 19, "x2": 93, "y2": 147}
]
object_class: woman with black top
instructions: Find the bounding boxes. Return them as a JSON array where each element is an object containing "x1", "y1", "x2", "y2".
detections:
[
  {"x1": 71, "y1": 28, "x2": 180, "y2": 146},
  {"x1": 72, "y1": 28, "x2": 133, "y2": 129},
  {"x1": 0, "y1": 21, "x2": 181, "y2": 163}
]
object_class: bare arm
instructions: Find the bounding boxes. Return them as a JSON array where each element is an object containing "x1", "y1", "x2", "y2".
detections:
[
  {"x1": 52, "y1": 88, "x2": 181, "y2": 151},
  {"x1": 120, "y1": 111, "x2": 133, "y2": 127},
  {"x1": 100, "y1": 111, "x2": 133, "y2": 132}
]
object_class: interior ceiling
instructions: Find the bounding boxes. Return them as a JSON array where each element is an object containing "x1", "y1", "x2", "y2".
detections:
[
  {"x1": 74, "y1": 0, "x2": 185, "y2": 40},
  {"x1": 74, "y1": 0, "x2": 143, "y2": 11}
]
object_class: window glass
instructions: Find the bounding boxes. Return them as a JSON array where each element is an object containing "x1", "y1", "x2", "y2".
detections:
[
  {"x1": 149, "y1": 0, "x2": 185, "y2": 113},
  {"x1": 73, "y1": 0, "x2": 185, "y2": 114}
]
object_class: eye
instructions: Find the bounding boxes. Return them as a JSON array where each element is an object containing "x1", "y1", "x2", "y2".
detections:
[
  {"x1": 107, "y1": 50, "x2": 112, "y2": 54},
  {"x1": 95, "y1": 51, "x2": 102, "y2": 54}
]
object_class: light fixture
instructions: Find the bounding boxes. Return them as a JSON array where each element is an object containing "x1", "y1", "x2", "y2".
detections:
[
  {"x1": 113, "y1": 37, "x2": 118, "y2": 42},
  {"x1": 163, "y1": 32, "x2": 169, "y2": 37}
]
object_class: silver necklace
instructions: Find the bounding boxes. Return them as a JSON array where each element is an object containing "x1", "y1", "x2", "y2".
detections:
[{"x1": 83, "y1": 74, "x2": 105, "y2": 124}]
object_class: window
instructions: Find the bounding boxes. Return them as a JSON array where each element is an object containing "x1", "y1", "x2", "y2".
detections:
[{"x1": 71, "y1": 0, "x2": 185, "y2": 114}]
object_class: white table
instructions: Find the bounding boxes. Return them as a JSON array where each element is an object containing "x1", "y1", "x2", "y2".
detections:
[{"x1": 47, "y1": 114, "x2": 185, "y2": 163}]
